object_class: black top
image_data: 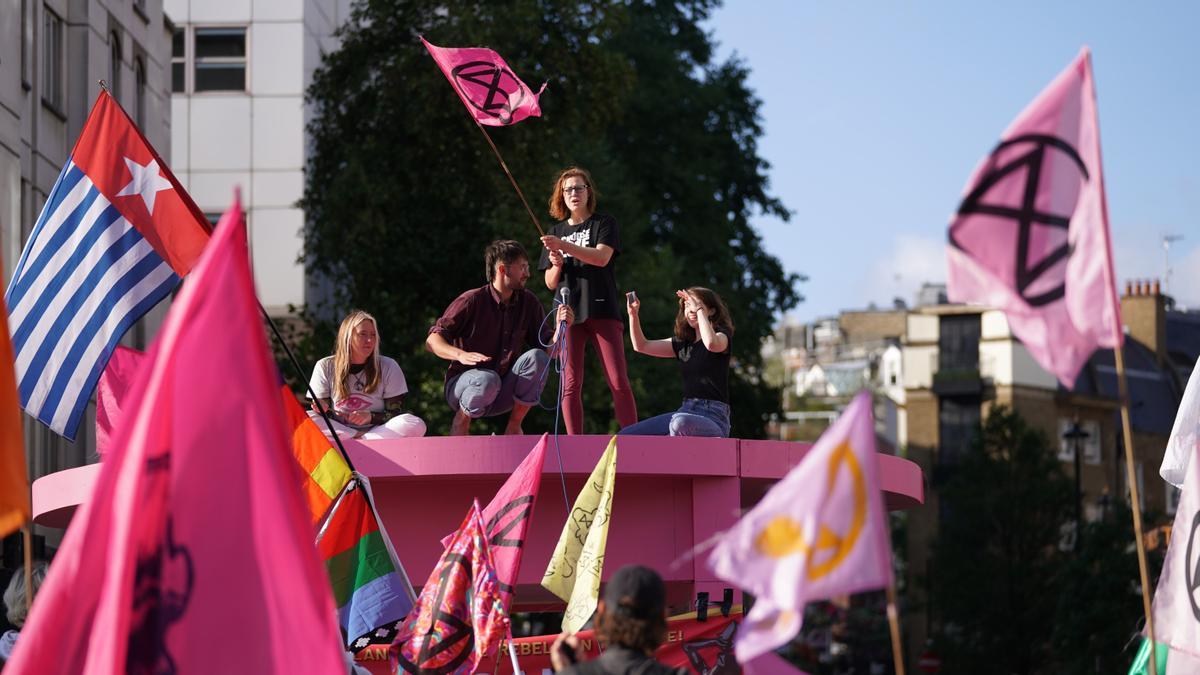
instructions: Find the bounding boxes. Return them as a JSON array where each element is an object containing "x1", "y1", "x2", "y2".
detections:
[
  {"x1": 560, "y1": 646, "x2": 687, "y2": 675},
  {"x1": 538, "y1": 213, "x2": 622, "y2": 323},
  {"x1": 671, "y1": 330, "x2": 731, "y2": 404}
]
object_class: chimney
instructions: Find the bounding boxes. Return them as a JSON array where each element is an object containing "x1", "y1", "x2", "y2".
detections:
[{"x1": 1120, "y1": 277, "x2": 1167, "y2": 366}]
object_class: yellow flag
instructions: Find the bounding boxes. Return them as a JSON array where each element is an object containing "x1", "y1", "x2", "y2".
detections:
[
  {"x1": 0, "y1": 260, "x2": 30, "y2": 537},
  {"x1": 541, "y1": 436, "x2": 617, "y2": 633}
]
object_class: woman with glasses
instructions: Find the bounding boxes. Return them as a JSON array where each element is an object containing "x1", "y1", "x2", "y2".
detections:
[
  {"x1": 539, "y1": 166, "x2": 637, "y2": 433},
  {"x1": 619, "y1": 287, "x2": 733, "y2": 437}
]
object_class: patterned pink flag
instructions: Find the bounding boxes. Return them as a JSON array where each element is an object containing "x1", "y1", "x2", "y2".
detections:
[
  {"x1": 5, "y1": 195, "x2": 345, "y2": 674},
  {"x1": 947, "y1": 47, "x2": 1121, "y2": 386},
  {"x1": 441, "y1": 433, "x2": 547, "y2": 612},
  {"x1": 707, "y1": 392, "x2": 892, "y2": 663},
  {"x1": 394, "y1": 501, "x2": 509, "y2": 675},
  {"x1": 95, "y1": 345, "x2": 147, "y2": 456},
  {"x1": 421, "y1": 37, "x2": 546, "y2": 127}
]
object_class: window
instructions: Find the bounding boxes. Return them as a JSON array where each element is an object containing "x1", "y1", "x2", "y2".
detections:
[
  {"x1": 134, "y1": 57, "x2": 147, "y2": 127},
  {"x1": 109, "y1": 31, "x2": 122, "y2": 96},
  {"x1": 938, "y1": 396, "x2": 980, "y2": 466},
  {"x1": 171, "y1": 28, "x2": 185, "y2": 92},
  {"x1": 193, "y1": 27, "x2": 246, "y2": 92},
  {"x1": 20, "y1": 0, "x2": 31, "y2": 89},
  {"x1": 1057, "y1": 418, "x2": 1101, "y2": 465},
  {"x1": 42, "y1": 8, "x2": 64, "y2": 111},
  {"x1": 938, "y1": 315, "x2": 980, "y2": 372}
]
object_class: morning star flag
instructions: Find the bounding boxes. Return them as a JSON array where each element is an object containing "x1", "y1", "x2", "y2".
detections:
[
  {"x1": 421, "y1": 37, "x2": 546, "y2": 126},
  {"x1": 708, "y1": 392, "x2": 892, "y2": 662},
  {"x1": 442, "y1": 433, "x2": 548, "y2": 611},
  {"x1": 1160, "y1": 355, "x2": 1200, "y2": 488},
  {"x1": 318, "y1": 475, "x2": 416, "y2": 651},
  {"x1": 0, "y1": 259, "x2": 29, "y2": 538},
  {"x1": 946, "y1": 47, "x2": 1120, "y2": 387},
  {"x1": 282, "y1": 385, "x2": 353, "y2": 526},
  {"x1": 542, "y1": 436, "x2": 618, "y2": 633},
  {"x1": 4, "y1": 197, "x2": 345, "y2": 674},
  {"x1": 5, "y1": 90, "x2": 209, "y2": 439},
  {"x1": 393, "y1": 501, "x2": 509, "y2": 675}
]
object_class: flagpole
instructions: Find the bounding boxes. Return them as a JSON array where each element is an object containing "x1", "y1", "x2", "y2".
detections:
[
  {"x1": 22, "y1": 523, "x2": 32, "y2": 614},
  {"x1": 1086, "y1": 47, "x2": 1158, "y2": 675},
  {"x1": 472, "y1": 121, "x2": 546, "y2": 238},
  {"x1": 885, "y1": 585, "x2": 906, "y2": 675}
]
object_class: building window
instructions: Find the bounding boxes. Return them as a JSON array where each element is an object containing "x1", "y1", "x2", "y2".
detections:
[
  {"x1": 171, "y1": 28, "x2": 185, "y2": 92},
  {"x1": 109, "y1": 31, "x2": 122, "y2": 96},
  {"x1": 938, "y1": 314, "x2": 980, "y2": 373},
  {"x1": 41, "y1": 9, "x2": 64, "y2": 112},
  {"x1": 193, "y1": 27, "x2": 246, "y2": 92},
  {"x1": 20, "y1": 0, "x2": 31, "y2": 89},
  {"x1": 1057, "y1": 418, "x2": 1101, "y2": 465},
  {"x1": 134, "y1": 56, "x2": 147, "y2": 127},
  {"x1": 938, "y1": 396, "x2": 980, "y2": 466}
]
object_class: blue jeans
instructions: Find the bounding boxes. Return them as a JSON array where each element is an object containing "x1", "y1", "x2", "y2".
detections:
[
  {"x1": 618, "y1": 398, "x2": 731, "y2": 437},
  {"x1": 445, "y1": 349, "x2": 550, "y2": 419}
]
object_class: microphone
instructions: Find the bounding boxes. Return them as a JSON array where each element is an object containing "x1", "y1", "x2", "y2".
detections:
[{"x1": 558, "y1": 286, "x2": 570, "y2": 307}]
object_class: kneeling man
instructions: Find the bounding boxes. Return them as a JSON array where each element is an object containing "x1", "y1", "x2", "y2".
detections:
[{"x1": 427, "y1": 240, "x2": 572, "y2": 435}]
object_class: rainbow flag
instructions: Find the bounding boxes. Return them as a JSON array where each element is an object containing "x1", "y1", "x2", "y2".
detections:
[
  {"x1": 319, "y1": 476, "x2": 416, "y2": 651},
  {"x1": 279, "y1": 384, "x2": 352, "y2": 525}
]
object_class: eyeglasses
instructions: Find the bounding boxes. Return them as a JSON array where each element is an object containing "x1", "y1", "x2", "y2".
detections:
[{"x1": 562, "y1": 185, "x2": 589, "y2": 195}]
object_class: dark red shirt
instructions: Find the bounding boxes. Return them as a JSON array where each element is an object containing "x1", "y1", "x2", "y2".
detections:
[{"x1": 429, "y1": 284, "x2": 553, "y2": 381}]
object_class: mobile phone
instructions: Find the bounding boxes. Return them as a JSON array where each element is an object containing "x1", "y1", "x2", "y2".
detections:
[{"x1": 626, "y1": 291, "x2": 637, "y2": 303}]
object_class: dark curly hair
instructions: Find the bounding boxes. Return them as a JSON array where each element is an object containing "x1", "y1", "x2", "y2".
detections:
[{"x1": 593, "y1": 599, "x2": 668, "y2": 656}]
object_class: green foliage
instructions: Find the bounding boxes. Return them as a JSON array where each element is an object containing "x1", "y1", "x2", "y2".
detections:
[
  {"x1": 298, "y1": 0, "x2": 802, "y2": 435},
  {"x1": 930, "y1": 406, "x2": 1074, "y2": 674}
]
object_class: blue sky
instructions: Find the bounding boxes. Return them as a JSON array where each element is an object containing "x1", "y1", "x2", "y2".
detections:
[{"x1": 706, "y1": 2, "x2": 1200, "y2": 323}]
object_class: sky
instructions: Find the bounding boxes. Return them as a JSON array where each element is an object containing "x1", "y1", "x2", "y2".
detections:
[{"x1": 705, "y1": 1, "x2": 1200, "y2": 324}]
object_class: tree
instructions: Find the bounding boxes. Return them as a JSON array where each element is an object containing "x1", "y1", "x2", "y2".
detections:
[
  {"x1": 298, "y1": 0, "x2": 802, "y2": 436},
  {"x1": 929, "y1": 407, "x2": 1074, "y2": 674}
]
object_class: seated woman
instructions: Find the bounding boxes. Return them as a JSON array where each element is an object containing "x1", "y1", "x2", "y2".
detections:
[
  {"x1": 619, "y1": 288, "x2": 733, "y2": 437},
  {"x1": 309, "y1": 310, "x2": 426, "y2": 439}
]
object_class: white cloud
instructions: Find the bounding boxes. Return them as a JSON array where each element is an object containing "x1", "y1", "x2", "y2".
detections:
[{"x1": 857, "y1": 233, "x2": 947, "y2": 310}]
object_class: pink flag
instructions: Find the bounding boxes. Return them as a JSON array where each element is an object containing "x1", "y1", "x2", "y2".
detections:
[
  {"x1": 421, "y1": 37, "x2": 546, "y2": 127},
  {"x1": 5, "y1": 195, "x2": 345, "y2": 674},
  {"x1": 707, "y1": 392, "x2": 892, "y2": 663},
  {"x1": 394, "y1": 501, "x2": 509, "y2": 675},
  {"x1": 947, "y1": 47, "x2": 1121, "y2": 386},
  {"x1": 441, "y1": 433, "x2": 547, "y2": 612},
  {"x1": 95, "y1": 345, "x2": 147, "y2": 456}
]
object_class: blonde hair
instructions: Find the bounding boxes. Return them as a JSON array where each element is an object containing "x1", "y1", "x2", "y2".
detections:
[
  {"x1": 4, "y1": 561, "x2": 48, "y2": 627},
  {"x1": 547, "y1": 166, "x2": 599, "y2": 221},
  {"x1": 332, "y1": 310, "x2": 381, "y2": 401}
]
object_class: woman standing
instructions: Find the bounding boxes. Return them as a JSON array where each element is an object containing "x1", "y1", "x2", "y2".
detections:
[
  {"x1": 619, "y1": 288, "x2": 733, "y2": 437},
  {"x1": 309, "y1": 310, "x2": 426, "y2": 439},
  {"x1": 540, "y1": 167, "x2": 637, "y2": 434}
]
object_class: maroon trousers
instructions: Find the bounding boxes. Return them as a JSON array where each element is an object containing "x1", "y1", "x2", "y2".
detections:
[{"x1": 562, "y1": 318, "x2": 638, "y2": 434}]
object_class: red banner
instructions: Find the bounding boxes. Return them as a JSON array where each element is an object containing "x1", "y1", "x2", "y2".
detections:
[{"x1": 357, "y1": 607, "x2": 742, "y2": 674}]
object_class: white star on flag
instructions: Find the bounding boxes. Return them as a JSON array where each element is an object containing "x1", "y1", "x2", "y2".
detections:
[{"x1": 116, "y1": 156, "x2": 173, "y2": 214}]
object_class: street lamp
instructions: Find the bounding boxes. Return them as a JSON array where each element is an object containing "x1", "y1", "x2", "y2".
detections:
[{"x1": 1063, "y1": 419, "x2": 1090, "y2": 551}]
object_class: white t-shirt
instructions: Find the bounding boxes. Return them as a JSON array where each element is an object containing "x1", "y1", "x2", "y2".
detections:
[{"x1": 309, "y1": 356, "x2": 409, "y2": 418}]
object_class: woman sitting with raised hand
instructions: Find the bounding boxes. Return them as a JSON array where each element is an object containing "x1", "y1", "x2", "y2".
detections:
[
  {"x1": 309, "y1": 310, "x2": 426, "y2": 439},
  {"x1": 619, "y1": 287, "x2": 733, "y2": 437}
]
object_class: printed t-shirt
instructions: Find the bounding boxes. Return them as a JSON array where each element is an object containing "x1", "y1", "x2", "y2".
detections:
[{"x1": 538, "y1": 213, "x2": 622, "y2": 323}]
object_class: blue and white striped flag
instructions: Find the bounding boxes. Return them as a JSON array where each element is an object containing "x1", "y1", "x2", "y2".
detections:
[{"x1": 5, "y1": 92, "x2": 209, "y2": 439}]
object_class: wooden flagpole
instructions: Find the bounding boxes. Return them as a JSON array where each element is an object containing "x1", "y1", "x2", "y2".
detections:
[
  {"x1": 885, "y1": 585, "x2": 906, "y2": 675},
  {"x1": 1115, "y1": 346, "x2": 1158, "y2": 674},
  {"x1": 473, "y1": 121, "x2": 545, "y2": 238}
]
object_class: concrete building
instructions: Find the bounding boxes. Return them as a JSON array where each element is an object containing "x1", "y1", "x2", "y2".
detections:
[
  {"x1": 164, "y1": 0, "x2": 351, "y2": 315},
  {"x1": 0, "y1": 0, "x2": 174, "y2": 563}
]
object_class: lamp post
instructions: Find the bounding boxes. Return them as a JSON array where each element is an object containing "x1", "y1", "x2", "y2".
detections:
[{"x1": 1063, "y1": 419, "x2": 1090, "y2": 551}]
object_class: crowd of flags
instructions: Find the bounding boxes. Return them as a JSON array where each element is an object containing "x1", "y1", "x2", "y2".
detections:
[{"x1": 0, "y1": 33, "x2": 1197, "y2": 675}]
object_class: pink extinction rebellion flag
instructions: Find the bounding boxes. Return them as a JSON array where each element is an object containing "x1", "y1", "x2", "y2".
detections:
[
  {"x1": 421, "y1": 36, "x2": 546, "y2": 126},
  {"x1": 95, "y1": 345, "x2": 147, "y2": 456},
  {"x1": 5, "y1": 195, "x2": 345, "y2": 674},
  {"x1": 946, "y1": 47, "x2": 1121, "y2": 387}
]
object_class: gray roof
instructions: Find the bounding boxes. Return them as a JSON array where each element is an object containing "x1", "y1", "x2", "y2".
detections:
[{"x1": 1068, "y1": 338, "x2": 1184, "y2": 437}]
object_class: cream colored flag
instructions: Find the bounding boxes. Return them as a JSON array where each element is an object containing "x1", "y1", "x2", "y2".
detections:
[{"x1": 541, "y1": 436, "x2": 617, "y2": 633}]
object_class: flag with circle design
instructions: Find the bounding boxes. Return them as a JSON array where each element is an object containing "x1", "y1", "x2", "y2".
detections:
[{"x1": 707, "y1": 391, "x2": 892, "y2": 662}]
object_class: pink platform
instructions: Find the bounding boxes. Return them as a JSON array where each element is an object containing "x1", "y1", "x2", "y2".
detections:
[{"x1": 32, "y1": 435, "x2": 924, "y2": 609}]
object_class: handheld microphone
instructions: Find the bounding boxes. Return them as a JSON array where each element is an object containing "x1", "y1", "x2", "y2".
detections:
[{"x1": 558, "y1": 286, "x2": 570, "y2": 307}]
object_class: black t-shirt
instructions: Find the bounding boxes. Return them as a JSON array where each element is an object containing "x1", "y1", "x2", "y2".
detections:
[
  {"x1": 671, "y1": 330, "x2": 731, "y2": 404},
  {"x1": 538, "y1": 213, "x2": 621, "y2": 323}
]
